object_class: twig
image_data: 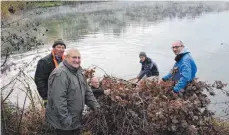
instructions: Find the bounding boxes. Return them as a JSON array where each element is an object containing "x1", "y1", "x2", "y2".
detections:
[
  {"x1": 1, "y1": 48, "x2": 10, "y2": 67},
  {"x1": 91, "y1": 64, "x2": 110, "y2": 76},
  {"x1": 1, "y1": 104, "x2": 8, "y2": 135},
  {"x1": 21, "y1": 71, "x2": 36, "y2": 110},
  {"x1": 1, "y1": 56, "x2": 37, "y2": 91},
  {"x1": 17, "y1": 84, "x2": 29, "y2": 134},
  {"x1": 1, "y1": 81, "x2": 17, "y2": 104},
  {"x1": 210, "y1": 101, "x2": 229, "y2": 105}
]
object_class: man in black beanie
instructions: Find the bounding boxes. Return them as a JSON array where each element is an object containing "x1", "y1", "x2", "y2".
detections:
[
  {"x1": 35, "y1": 39, "x2": 66, "y2": 107},
  {"x1": 136, "y1": 52, "x2": 159, "y2": 83}
]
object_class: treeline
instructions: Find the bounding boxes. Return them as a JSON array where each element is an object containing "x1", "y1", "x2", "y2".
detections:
[
  {"x1": 1, "y1": 1, "x2": 61, "y2": 19},
  {"x1": 1, "y1": 1, "x2": 109, "y2": 20}
]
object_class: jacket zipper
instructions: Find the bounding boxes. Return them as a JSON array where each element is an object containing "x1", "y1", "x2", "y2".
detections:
[{"x1": 75, "y1": 73, "x2": 84, "y2": 112}]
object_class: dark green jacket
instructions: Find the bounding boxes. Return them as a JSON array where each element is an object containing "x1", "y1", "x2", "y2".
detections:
[{"x1": 45, "y1": 60, "x2": 100, "y2": 130}]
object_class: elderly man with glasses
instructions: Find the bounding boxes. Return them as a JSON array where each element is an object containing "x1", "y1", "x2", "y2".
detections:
[
  {"x1": 162, "y1": 40, "x2": 197, "y2": 96},
  {"x1": 46, "y1": 48, "x2": 100, "y2": 135}
]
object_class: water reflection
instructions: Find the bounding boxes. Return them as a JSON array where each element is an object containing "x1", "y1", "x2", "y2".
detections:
[{"x1": 35, "y1": 2, "x2": 229, "y2": 42}]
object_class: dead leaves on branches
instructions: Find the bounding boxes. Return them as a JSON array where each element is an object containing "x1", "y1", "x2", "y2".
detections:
[{"x1": 82, "y1": 68, "x2": 229, "y2": 135}]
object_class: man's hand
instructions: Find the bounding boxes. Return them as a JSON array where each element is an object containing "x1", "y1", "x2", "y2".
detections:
[
  {"x1": 131, "y1": 78, "x2": 139, "y2": 84},
  {"x1": 94, "y1": 107, "x2": 101, "y2": 116},
  {"x1": 93, "y1": 106, "x2": 100, "y2": 112},
  {"x1": 158, "y1": 78, "x2": 166, "y2": 84},
  {"x1": 104, "y1": 89, "x2": 111, "y2": 95},
  {"x1": 136, "y1": 76, "x2": 139, "y2": 79},
  {"x1": 135, "y1": 77, "x2": 140, "y2": 82},
  {"x1": 158, "y1": 79, "x2": 163, "y2": 84},
  {"x1": 167, "y1": 89, "x2": 179, "y2": 98},
  {"x1": 172, "y1": 91, "x2": 179, "y2": 97}
]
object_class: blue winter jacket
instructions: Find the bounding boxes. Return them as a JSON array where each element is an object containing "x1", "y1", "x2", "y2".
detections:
[{"x1": 162, "y1": 49, "x2": 197, "y2": 92}]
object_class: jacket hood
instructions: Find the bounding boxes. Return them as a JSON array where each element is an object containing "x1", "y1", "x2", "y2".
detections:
[{"x1": 179, "y1": 48, "x2": 190, "y2": 55}]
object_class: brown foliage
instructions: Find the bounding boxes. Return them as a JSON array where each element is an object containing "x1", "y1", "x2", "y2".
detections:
[{"x1": 82, "y1": 70, "x2": 229, "y2": 135}]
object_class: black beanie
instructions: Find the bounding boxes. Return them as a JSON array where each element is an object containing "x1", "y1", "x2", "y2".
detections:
[
  {"x1": 52, "y1": 39, "x2": 66, "y2": 48},
  {"x1": 139, "y1": 52, "x2": 147, "y2": 57}
]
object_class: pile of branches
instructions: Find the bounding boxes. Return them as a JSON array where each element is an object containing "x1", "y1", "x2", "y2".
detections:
[{"x1": 82, "y1": 69, "x2": 229, "y2": 135}]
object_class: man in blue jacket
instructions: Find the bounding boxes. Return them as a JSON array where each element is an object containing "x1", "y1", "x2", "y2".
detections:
[
  {"x1": 162, "y1": 40, "x2": 197, "y2": 95},
  {"x1": 136, "y1": 52, "x2": 159, "y2": 83}
]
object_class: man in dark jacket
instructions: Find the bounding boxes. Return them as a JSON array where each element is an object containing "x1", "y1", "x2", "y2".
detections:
[
  {"x1": 136, "y1": 52, "x2": 159, "y2": 82},
  {"x1": 46, "y1": 48, "x2": 100, "y2": 135},
  {"x1": 34, "y1": 39, "x2": 66, "y2": 107},
  {"x1": 90, "y1": 77, "x2": 110, "y2": 99}
]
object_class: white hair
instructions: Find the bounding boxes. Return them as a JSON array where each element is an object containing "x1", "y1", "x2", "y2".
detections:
[{"x1": 65, "y1": 48, "x2": 80, "y2": 56}]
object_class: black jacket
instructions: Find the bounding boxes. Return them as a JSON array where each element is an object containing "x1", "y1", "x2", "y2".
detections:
[
  {"x1": 138, "y1": 57, "x2": 159, "y2": 80},
  {"x1": 35, "y1": 53, "x2": 56, "y2": 100},
  {"x1": 91, "y1": 86, "x2": 104, "y2": 99}
]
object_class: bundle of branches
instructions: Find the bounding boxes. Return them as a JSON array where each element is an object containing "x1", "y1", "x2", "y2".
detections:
[{"x1": 82, "y1": 69, "x2": 228, "y2": 135}]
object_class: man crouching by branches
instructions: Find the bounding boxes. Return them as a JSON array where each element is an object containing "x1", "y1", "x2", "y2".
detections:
[
  {"x1": 135, "y1": 52, "x2": 159, "y2": 83},
  {"x1": 34, "y1": 39, "x2": 66, "y2": 107},
  {"x1": 46, "y1": 48, "x2": 100, "y2": 135},
  {"x1": 90, "y1": 77, "x2": 111, "y2": 99}
]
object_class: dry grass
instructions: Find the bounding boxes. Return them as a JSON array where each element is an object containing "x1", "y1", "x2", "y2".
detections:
[
  {"x1": 1, "y1": 101, "x2": 54, "y2": 135},
  {"x1": 1, "y1": 1, "x2": 27, "y2": 19},
  {"x1": 210, "y1": 118, "x2": 229, "y2": 135}
]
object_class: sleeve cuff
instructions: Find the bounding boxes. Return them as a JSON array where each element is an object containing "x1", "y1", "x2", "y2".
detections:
[
  {"x1": 92, "y1": 105, "x2": 100, "y2": 111},
  {"x1": 173, "y1": 87, "x2": 179, "y2": 93}
]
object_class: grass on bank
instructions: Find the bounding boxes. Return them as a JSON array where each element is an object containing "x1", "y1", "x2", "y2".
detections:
[{"x1": 1, "y1": 1, "x2": 63, "y2": 19}]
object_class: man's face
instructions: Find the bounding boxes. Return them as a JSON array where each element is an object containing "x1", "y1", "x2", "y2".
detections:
[
  {"x1": 172, "y1": 43, "x2": 184, "y2": 55},
  {"x1": 91, "y1": 77, "x2": 100, "y2": 88},
  {"x1": 140, "y1": 56, "x2": 146, "y2": 62},
  {"x1": 53, "y1": 45, "x2": 65, "y2": 57},
  {"x1": 66, "y1": 51, "x2": 81, "y2": 68}
]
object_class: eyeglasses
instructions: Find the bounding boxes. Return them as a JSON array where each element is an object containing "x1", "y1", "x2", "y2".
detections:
[
  {"x1": 69, "y1": 56, "x2": 81, "y2": 59},
  {"x1": 171, "y1": 46, "x2": 182, "y2": 49},
  {"x1": 92, "y1": 81, "x2": 99, "y2": 84}
]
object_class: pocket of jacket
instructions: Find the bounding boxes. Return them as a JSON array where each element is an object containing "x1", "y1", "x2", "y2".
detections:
[
  {"x1": 61, "y1": 115, "x2": 72, "y2": 128},
  {"x1": 71, "y1": 115, "x2": 81, "y2": 128}
]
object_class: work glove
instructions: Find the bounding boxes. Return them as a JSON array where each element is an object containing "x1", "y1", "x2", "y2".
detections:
[{"x1": 104, "y1": 89, "x2": 111, "y2": 95}]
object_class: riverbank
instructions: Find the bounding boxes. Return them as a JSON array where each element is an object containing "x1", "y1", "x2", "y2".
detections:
[
  {"x1": 2, "y1": 104, "x2": 228, "y2": 135},
  {"x1": 1, "y1": 1, "x2": 60, "y2": 19}
]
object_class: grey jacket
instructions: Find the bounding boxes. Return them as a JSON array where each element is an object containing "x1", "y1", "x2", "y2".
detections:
[{"x1": 45, "y1": 60, "x2": 100, "y2": 130}]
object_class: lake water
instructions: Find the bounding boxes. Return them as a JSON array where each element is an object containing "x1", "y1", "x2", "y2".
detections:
[{"x1": 1, "y1": 1, "x2": 229, "y2": 117}]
